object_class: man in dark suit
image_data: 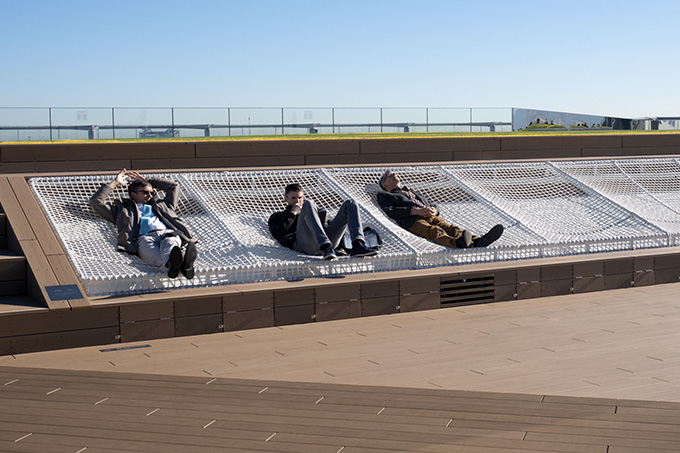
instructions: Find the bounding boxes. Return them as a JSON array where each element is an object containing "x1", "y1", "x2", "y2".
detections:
[
  {"x1": 90, "y1": 168, "x2": 198, "y2": 279},
  {"x1": 377, "y1": 170, "x2": 503, "y2": 249}
]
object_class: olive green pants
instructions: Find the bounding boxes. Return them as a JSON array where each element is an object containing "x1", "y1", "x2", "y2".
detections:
[{"x1": 407, "y1": 216, "x2": 465, "y2": 248}]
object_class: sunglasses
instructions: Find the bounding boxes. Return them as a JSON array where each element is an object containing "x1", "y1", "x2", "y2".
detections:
[{"x1": 134, "y1": 190, "x2": 154, "y2": 195}]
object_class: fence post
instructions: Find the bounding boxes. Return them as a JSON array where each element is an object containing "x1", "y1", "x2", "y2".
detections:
[
  {"x1": 111, "y1": 108, "x2": 116, "y2": 140},
  {"x1": 469, "y1": 108, "x2": 473, "y2": 132},
  {"x1": 281, "y1": 108, "x2": 285, "y2": 135},
  {"x1": 49, "y1": 108, "x2": 53, "y2": 140},
  {"x1": 426, "y1": 108, "x2": 429, "y2": 132},
  {"x1": 171, "y1": 108, "x2": 175, "y2": 137},
  {"x1": 332, "y1": 108, "x2": 335, "y2": 133},
  {"x1": 228, "y1": 108, "x2": 231, "y2": 136},
  {"x1": 380, "y1": 108, "x2": 383, "y2": 133}
]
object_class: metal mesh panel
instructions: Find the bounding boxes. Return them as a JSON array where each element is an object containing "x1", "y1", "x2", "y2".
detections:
[
  {"x1": 29, "y1": 174, "x2": 221, "y2": 296},
  {"x1": 445, "y1": 162, "x2": 668, "y2": 252},
  {"x1": 554, "y1": 158, "x2": 680, "y2": 245},
  {"x1": 28, "y1": 158, "x2": 680, "y2": 297},
  {"x1": 325, "y1": 166, "x2": 536, "y2": 265},
  {"x1": 183, "y1": 169, "x2": 416, "y2": 281}
]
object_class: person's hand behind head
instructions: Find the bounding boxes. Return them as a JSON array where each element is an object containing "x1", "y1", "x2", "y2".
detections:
[
  {"x1": 126, "y1": 170, "x2": 143, "y2": 182},
  {"x1": 113, "y1": 169, "x2": 129, "y2": 187}
]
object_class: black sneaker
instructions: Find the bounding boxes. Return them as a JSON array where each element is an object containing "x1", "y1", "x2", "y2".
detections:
[
  {"x1": 323, "y1": 246, "x2": 337, "y2": 260},
  {"x1": 181, "y1": 241, "x2": 197, "y2": 280},
  {"x1": 167, "y1": 246, "x2": 183, "y2": 279},
  {"x1": 474, "y1": 224, "x2": 504, "y2": 247},
  {"x1": 350, "y1": 241, "x2": 378, "y2": 257},
  {"x1": 455, "y1": 230, "x2": 473, "y2": 248}
]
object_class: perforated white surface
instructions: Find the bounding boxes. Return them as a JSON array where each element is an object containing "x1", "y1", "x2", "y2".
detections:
[
  {"x1": 554, "y1": 158, "x2": 680, "y2": 245},
  {"x1": 28, "y1": 158, "x2": 680, "y2": 296}
]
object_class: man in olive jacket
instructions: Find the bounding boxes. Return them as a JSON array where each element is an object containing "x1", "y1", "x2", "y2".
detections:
[
  {"x1": 90, "y1": 168, "x2": 197, "y2": 279},
  {"x1": 377, "y1": 170, "x2": 503, "y2": 249}
]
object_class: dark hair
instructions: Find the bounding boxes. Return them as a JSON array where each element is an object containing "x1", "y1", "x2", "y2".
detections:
[
  {"x1": 285, "y1": 183, "x2": 302, "y2": 195},
  {"x1": 128, "y1": 178, "x2": 152, "y2": 195}
]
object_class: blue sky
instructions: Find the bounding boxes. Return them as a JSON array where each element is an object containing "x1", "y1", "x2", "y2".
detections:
[{"x1": 2, "y1": 0, "x2": 679, "y2": 118}]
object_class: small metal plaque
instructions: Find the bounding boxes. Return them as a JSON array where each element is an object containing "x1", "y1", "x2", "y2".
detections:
[{"x1": 45, "y1": 284, "x2": 83, "y2": 301}]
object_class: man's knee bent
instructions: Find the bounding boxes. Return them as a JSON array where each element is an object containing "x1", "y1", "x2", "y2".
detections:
[{"x1": 302, "y1": 199, "x2": 317, "y2": 211}]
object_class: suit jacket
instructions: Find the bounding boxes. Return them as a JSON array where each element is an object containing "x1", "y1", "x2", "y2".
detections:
[
  {"x1": 90, "y1": 178, "x2": 194, "y2": 254},
  {"x1": 377, "y1": 186, "x2": 437, "y2": 229}
]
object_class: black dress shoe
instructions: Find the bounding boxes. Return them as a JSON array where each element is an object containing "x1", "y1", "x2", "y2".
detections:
[
  {"x1": 474, "y1": 224, "x2": 504, "y2": 247},
  {"x1": 167, "y1": 246, "x2": 183, "y2": 279},
  {"x1": 181, "y1": 241, "x2": 197, "y2": 279},
  {"x1": 350, "y1": 241, "x2": 378, "y2": 257},
  {"x1": 455, "y1": 230, "x2": 473, "y2": 248}
]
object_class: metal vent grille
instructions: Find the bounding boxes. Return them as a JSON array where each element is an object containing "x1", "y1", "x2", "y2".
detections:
[{"x1": 440, "y1": 275, "x2": 495, "y2": 306}]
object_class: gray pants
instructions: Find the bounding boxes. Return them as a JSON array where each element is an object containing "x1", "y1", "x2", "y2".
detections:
[
  {"x1": 293, "y1": 198, "x2": 363, "y2": 256},
  {"x1": 136, "y1": 230, "x2": 182, "y2": 268}
]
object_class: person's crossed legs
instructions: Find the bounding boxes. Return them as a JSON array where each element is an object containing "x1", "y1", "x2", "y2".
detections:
[
  {"x1": 136, "y1": 231, "x2": 183, "y2": 277},
  {"x1": 408, "y1": 217, "x2": 465, "y2": 248},
  {"x1": 293, "y1": 199, "x2": 332, "y2": 256},
  {"x1": 293, "y1": 198, "x2": 376, "y2": 258}
]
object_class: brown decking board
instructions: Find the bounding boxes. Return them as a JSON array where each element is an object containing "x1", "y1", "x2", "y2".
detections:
[
  {"x1": 0, "y1": 295, "x2": 45, "y2": 315},
  {"x1": 0, "y1": 176, "x2": 89, "y2": 310},
  {"x1": 3, "y1": 366, "x2": 680, "y2": 453},
  {"x1": 3, "y1": 283, "x2": 680, "y2": 401},
  {"x1": 3, "y1": 137, "x2": 680, "y2": 450},
  {"x1": 3, "y1": 134, "x2": 680, "y2": 174}
]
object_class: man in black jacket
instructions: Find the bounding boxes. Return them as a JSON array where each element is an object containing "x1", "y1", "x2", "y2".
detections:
[
  {"x1": 90, "y1": 168, "x2": 197, "y2": 279},
  {"x1": 377, "y1": 170, "x2": 503, "y2": 249},
  {"x1": 268, "y1": 183, "x2": 377, "y2": 260}
]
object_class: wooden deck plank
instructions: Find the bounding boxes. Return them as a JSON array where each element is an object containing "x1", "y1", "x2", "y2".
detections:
[
  {"x1": 12, "y1": 393, "x2": 670, "y2": 443},
  {"x1": 0, "y1": 418, "x2": 605, "y2": 453},
  {"x1": 0, "y1": 438, "x2": 125, "y2": 453},
  {"x1": 7, "y1": 176, "x2": 89, "y2": 309},
  {"x1": 3, "y1": 283, "x2": 680, "y2": 403},
  {"x1": 0, "y1": 379, "x2": 617, "y2": 423},
  {"x1": 0, "y1": 178, "x2": 33, "y2": 242},
  {"x1": 0, "y1": 250, "x2": 25, "y2": 282},
  {"x1": 609, "y1": 447, "x2": 680, "y2": 453},
  {"x1": 8, "y1": 177, "x2": 63, "y2": 256},
  {"x1": 0, "y1": 177, "x2": 69, "y2": 310},
  {"x1": 526, "y1": 431, "x2": 680, "y2": 451},
  {"x1": 268, "y1": 431, "x2": 605, "y2": 453},
  {"x1": 3, "y1": 365, "x2": 680, "y2": 453},
  {"x1": 0, "y1": 296, "x2": 46, "y2": 316},
  {"x1": 0, "y1": 431, "x2": 334, "y2": 453},
  {"x1": 6, "y1": 239, "x2": 65, "y2": 310},
  {"x1": 2, "y1": 282, "x2": 680, "y2": 451},
  {"x1": 4, "y1": 398, "x2": 678, "y2": 445},
  {"x1": 0, "y1": 410, "x2": 529, "y2": 446}
]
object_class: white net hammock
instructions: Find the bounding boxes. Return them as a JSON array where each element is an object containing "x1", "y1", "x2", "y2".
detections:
[{"x1": 28, "y1": 157, "x2": 679, "y2": 296}]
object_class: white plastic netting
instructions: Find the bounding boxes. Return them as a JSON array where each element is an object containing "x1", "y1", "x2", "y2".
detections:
[
  {"x1": 28, "y1": 157, "x2": 679, "y2": 296},
  {"x1": 553, "y1": 158, "x2": 680, "y2": 245},
  {"x1": 444, "y1": 162, "x2": 668, "y2": 254}
]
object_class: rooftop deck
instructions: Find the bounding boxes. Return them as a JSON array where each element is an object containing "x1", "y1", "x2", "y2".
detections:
[
  {"x1": 2, "y1": 134, "x2": 680, "y2": 451},
  {"x1": 2, "y1": 283, "x2": 680, "y2": 452}
]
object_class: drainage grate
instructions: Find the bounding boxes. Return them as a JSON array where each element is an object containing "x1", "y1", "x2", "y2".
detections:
[{"x1": 440, "y1": 275, "x2": 495, "y2": 306}]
